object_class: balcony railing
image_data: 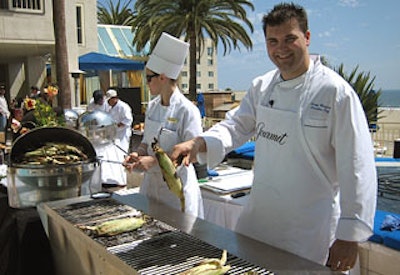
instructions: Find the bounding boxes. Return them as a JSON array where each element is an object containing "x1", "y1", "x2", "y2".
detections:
[
  {"x1": 371, "y1": 122, "x2": 400, "y2": 157},
  {"x1": 1, "y1": 0, "x2": 44, "y2": 13}
]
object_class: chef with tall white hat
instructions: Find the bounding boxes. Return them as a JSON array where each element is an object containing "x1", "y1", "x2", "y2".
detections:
[{"x1": 124, "y1": 32, "x2": 204, "y2": 218}]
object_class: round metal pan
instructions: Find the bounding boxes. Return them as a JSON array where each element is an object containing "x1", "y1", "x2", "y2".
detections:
[{"x1": 10, "y1": 126, "x2": 97, "y2": 164}]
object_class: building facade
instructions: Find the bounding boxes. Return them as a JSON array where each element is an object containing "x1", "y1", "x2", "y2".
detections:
[
  {"x1": 0, "y1": 0, "x2": 97, "y2": 106},
  {"x1": 180, "y1": 38, "x2": 218, "y2": 93}
]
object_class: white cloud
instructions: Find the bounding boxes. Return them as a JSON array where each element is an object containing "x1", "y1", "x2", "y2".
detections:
[
  {"x1": 318, "y1": 31, "x2": 332, "y2": 38},
  {"x1": 338, "y1": 0, "x2": 360, "y2": 8}
]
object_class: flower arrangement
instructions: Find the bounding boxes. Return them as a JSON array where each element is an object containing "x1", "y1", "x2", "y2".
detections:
[
  {"x1": 24, "y1": 97, "x2": 36, "y2": 111},
  {"x1": 44, "y1": 84, "x2": 59, "y2": 98},
  {"x1": 33, "y1": 99, "x2": 64, "y2": 127}
]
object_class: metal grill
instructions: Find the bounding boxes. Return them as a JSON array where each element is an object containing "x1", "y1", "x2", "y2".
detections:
[
  {"x1": 109, "y1": 231, "x2": 273, "y2": 275},
  {"x1": 54, "y1": 198, "x2": 274, "y2": 275}
]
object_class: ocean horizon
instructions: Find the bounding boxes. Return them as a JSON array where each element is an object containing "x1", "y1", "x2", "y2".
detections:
[{"x1": 379, "y1": 89, "x2": 400, "y2": 108}]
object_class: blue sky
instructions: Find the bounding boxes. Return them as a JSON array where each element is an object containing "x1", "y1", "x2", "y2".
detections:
[
  {"x1": 99, "y1": 0, "x2": 400, "y2": 91},
  {"x1": 218, "y1": 0, "x2": 400, "y2": 91}
]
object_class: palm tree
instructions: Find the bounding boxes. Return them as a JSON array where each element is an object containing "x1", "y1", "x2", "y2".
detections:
[
  {"x1": 131, "y1": 0, "x2": 254, "y2": 100},
  {"x1": 53, "y1": 0, "x2": 71, "y2": 109},
  {"x1": 335, "y1": 64, "x2": 382, "y2": 126},
  {"x1": 97, "y1": 0, "x2": 135, "y2": 25}
]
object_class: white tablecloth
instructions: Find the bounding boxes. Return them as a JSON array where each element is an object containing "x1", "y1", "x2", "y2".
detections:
[{"x1": 201, "y1": 189, "x2": 249, "y2": 231}]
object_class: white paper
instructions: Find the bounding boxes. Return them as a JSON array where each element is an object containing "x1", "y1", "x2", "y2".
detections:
[{"x1": 203, "y1": 170, "x2": 253, "y2": 192}]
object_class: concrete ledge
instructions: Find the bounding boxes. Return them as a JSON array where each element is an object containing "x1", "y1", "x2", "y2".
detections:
[{"x1": 359, "y1": 241, "x2": 400, "y2": 275}]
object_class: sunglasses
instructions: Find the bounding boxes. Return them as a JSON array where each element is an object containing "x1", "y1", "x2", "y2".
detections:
[{"x1": 146, "y1": 73, "x2": 160, "y2": 82}]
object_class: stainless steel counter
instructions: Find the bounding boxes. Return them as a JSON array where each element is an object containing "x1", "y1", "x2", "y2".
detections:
[{"x1": 38, "y1": 192, "x2": 333, "y2": 275}]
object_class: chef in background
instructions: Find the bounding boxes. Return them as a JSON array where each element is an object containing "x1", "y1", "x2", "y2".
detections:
[
  {"x1": 87, "y1": 89, "x2": 109, "y2": 112},
  {"x1": 101, "y1": 89, "x2": 133, "y2": 187},
  {"x1": 171, "y1": 3, "x2": 376, "y2": 273},
  {"x1": 124, "y1": 32, "x2": 204, "y2": 218}
]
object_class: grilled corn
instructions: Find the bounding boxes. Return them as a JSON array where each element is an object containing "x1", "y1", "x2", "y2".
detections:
[
  {"x1": 80, "y1": 217, "x2": 145, "y2": 236},
  {"x1": 152, "y1": 138, "x2": 185, "y2": 212},
  {"x1": 179, "y1": 250, "x2": 231, "y2": 275}
]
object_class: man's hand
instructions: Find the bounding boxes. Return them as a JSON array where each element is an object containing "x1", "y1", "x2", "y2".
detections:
[
  {"x1": 124, "y1": 153, "x2": 157, "y2": 172},
  {"x1": 170, "y1": 137, "x2": 206, "y2": 166},
  {"x1": 326, "y1": 239, "x2": 358, "y2": 272}
]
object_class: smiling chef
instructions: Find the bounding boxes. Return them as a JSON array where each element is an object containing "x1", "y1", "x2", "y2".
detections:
[{"x1": 171, "y1": 2, "x2": 377, "y2": 273}]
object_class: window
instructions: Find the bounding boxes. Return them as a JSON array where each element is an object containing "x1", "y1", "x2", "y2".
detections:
[
  {"x1": 207, "y1": 47, "x2": 213, "y2": 56},
  {"x1": 196, "y1": 71, "x2": 201, "y2": 77},
  {"x1": 76, "y1": 5, "x2": 84, "y2": 45},
  {"x1": 207, "y1": 59, "x2": 213, "y2": 66},
  {"x1": 182, "y1": 83, "x2": 188, "y2": 89},
  {"x1": 9, "y1": 0, "x2": 44, "y2": 13},
  {"x1": 208, "y1": 71, "x2": 214, "y2": 77},
  {"x1": 196, "y1": 84, "x2": 201, "y2": 89},
  {"x1": 208, "y1": 83, "x2": 214, "y2": 90},
  {"x1": 182, "y1": 71, "x2": 188, "y2": 77}
]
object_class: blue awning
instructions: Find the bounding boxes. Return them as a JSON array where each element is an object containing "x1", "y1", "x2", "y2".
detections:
[{"x1": 79, "y1": 52, "x2": 145, "y2": 71}]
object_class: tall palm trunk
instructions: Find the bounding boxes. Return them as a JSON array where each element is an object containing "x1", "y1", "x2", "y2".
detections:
[
  {"x1": 188, "y1": 33, "x2": 197, "y2": 101},
  {"x1": 53, "y1": 0, "x2": 71, "y2": 109}
]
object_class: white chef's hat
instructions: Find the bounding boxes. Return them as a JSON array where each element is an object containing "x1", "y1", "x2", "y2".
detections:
[{"x1": 146, "y1": 32, "x2": 189, "y2": 80}]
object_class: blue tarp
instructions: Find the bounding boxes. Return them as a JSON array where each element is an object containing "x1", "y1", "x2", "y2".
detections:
[{"x1": 79, "y1": 52, "x2": 145, "y2": 71}]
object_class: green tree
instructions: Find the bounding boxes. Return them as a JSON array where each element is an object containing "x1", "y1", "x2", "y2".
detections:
[
  {"x1": 97, "y1": 0, "x2": 135, "y2": 25},
  {"x1": 335, "y1": 64, "x2": 382, "y2": 126},
  {"x1": 131, "y1": 0, "x2": 254, "y2": 101}
]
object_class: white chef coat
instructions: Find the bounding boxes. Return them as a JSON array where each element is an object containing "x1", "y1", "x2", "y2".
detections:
[
  {"x1": 108, "y1": 99, "x2": 133, "y2": 153},
  {"x1": 87, "y1": 97, "x2": 110, "y2": 112},
  {"x1": 198, "y1": 56, "x2": 377, "y2": 265},
  {"x1": 140, "y1": 88, "x2": 204, "y2": 218},
  {"x1": 100, "y1": 99, "x2": 133, "y2": 186}
]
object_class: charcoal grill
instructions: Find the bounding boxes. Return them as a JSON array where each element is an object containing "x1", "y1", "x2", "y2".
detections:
[{"x1": 51, "y1": 198, "x2": 273, "y2": 275}]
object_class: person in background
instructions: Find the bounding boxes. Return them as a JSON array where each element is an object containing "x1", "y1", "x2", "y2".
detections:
[
  {"x1": 87, "y1": 89, "x2": 109, "y2": 112},
  {"x1": 170, "y1": 3, "x2": 376, "y2": 273},
  {"x1": 106, "y1": 89, "x2": 133, "y2": 156},
  {"x1": 196, "y1": 90, "x2": 206, "y2": 119},
  {"x1": 100, "y1": 89, "x2": 133, "y2": 187},
  {"x1": 29, "y1": 86, "x2": 41, "y2": 99},
  {"x1": 0, "y1": 85, "x2": 10, "y2": 142},
  {"x1": 124, "y1": 32, "x2": 204, "y2": 218}
]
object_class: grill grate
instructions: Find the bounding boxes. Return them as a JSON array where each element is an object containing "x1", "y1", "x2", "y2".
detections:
[
  {"x1": 54, "y1": 198, "x2": 274, "y2": 274},
  {"x1": 108, "y1": 231, "x2": 273, "y2": 275}
]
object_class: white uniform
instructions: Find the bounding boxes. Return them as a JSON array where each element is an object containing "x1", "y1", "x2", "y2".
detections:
[
  {"x1": 140, "y1": 88, "x2": 204, "y2": 218},
  {"x1": 87, "y1": 97, "x2": 109, "y2": 112},
  {"x1": 198, "y1": 56, "x2": 377, "y2": 265},
  {"x1": 101, "y1": 99, "x2": 133, "y2": 186}
]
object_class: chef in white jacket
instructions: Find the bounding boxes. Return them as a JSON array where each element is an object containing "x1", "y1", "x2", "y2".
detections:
[
  {"x1": 100, "y1": 89, "x2": 133, "y2": 187},
  {"x1": 124, "y1": 33, "x2": 204, "y2": 218},
  {"x1": 171, "y1": 3, "x2": 376, "y2": 273}
]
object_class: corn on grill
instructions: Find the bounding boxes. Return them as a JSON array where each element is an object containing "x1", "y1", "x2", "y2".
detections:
[{"x1": 48, "y1": 198, "x2": 273, "y2": 275}]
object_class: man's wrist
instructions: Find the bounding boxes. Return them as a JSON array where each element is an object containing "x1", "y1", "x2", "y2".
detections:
[{"x1": 193, "y1": 137, "x2": 206, "y2": 152}]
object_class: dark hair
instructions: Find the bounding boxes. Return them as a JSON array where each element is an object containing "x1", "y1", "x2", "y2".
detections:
[
  {"x1": 262, "y1": 2, "x2": 308, "y2": 35},
  {"x1": 93, "y1": 90, "x2": 104, "y2": 104}
]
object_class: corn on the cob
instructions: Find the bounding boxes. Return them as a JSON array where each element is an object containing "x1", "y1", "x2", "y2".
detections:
[
  {"x1": 80, "y1": 217, "x2": 145, "y2": 236},
  {"x1": 179, "y1": 250, "x2": 231, "y2": 275},
  {"x1": 152, "y1": 138, "x2": 185, "y2": 212}
]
